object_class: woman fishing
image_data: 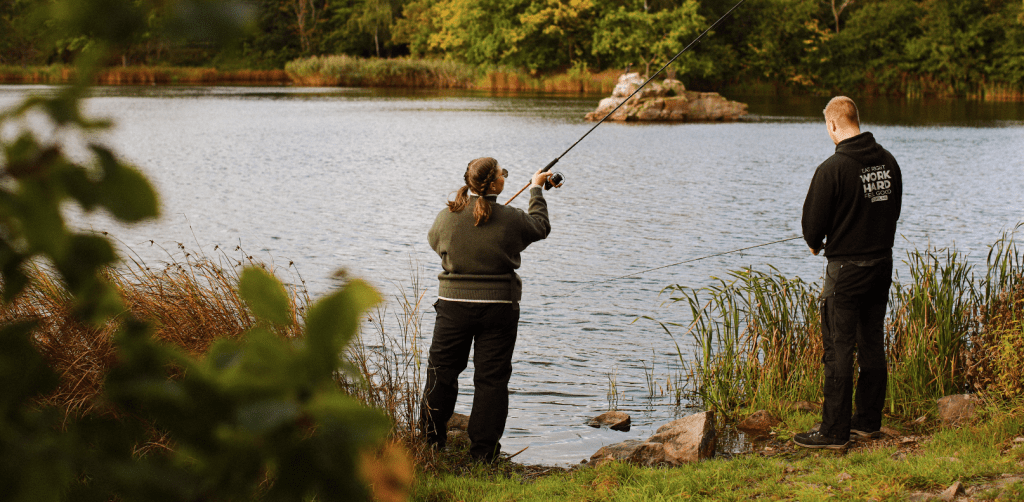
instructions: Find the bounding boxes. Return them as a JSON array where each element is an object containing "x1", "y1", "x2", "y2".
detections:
[{"x1": 419, "y1": 157, "x2": 555, "y2": 463}]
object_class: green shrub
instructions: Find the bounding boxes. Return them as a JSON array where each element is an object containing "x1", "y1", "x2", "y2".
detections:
[{"x1": 1, "y1": 1, "x2": 404, "y2": 500}]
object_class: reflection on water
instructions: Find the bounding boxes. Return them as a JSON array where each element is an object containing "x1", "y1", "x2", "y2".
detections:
[
  {"x1": 1, "y1": 85, "x2": 1022, "y2": 465},
  {"x1": 737, "y1": 94, "x2": 1024, "y2": 126}
]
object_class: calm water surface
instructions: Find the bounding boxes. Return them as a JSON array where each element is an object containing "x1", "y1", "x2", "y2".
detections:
[{"x1": 2, "y1": 85, "x2": 1022, "y2": 465}]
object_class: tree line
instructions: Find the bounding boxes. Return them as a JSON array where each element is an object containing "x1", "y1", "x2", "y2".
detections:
[{"x1": 2, "y1": 0, "x2": 1023, "y2": 95}]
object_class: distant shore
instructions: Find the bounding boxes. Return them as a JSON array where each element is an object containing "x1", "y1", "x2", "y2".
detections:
[
  {"x1": 4, "y1": 57, "x2": 1023, "y2": 101},
  {"x1": 0, "y1": 60, "x2": 623, "y2": 95}
]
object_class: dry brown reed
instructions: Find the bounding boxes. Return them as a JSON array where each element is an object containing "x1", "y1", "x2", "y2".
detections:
[
  {"x1": 967, "y1": 274, "x2": 1024, "y2": 398},
  {"x1": 1, "y1": 250, "x2": 306, "y2": 416},
  {"x1": 0, "y1": 66, "x2": 290, "y2": 85},
  {"x1": 0, "y1": 242, "x2": 430, "y2": 448},
  {"x1": 341, "y1": 266, "x2": 427, "y2": 443}
]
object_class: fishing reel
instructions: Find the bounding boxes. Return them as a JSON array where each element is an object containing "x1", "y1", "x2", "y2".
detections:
[{"x1": 544, "y1": 172, "x2": 565, "y2": 190}]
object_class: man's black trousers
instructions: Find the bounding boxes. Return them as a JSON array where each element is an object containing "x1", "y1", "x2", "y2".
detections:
[
  {"x1": 419, "y1": 299, "x2": 519, "y2": 462},
  {"x1": 819, "y1": 257, "x2": 892, "y2": 440}
]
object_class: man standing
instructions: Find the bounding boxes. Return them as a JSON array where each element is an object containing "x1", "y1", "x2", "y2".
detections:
[{"x1": 795, "y1": 96, "x2": 903, "y2": 449}]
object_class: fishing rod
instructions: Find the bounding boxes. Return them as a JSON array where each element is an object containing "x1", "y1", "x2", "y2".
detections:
[
  {"x1": 562, "y1": 235, "x2": 802, "y2": 296},
  {"x1": 504, "y1": 0, "x2": 748, "y2": 205}
]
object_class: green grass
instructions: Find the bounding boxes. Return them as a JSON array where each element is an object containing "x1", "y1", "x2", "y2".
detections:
[{"x1": 412, "y1": 403, "x2": 1024, "y2": 501}]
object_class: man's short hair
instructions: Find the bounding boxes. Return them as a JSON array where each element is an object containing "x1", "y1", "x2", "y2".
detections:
[{"x1": 823, "y1": 96, "x2": 860, "y2": 127}]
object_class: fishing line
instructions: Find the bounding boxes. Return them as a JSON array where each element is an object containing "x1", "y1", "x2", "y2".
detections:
[
  {"x1": 561, "y1": 235, "x2": 801, "y2": 296},
  {"x1": 504, "y1": 0, "x2": 748, "y2": 205}
]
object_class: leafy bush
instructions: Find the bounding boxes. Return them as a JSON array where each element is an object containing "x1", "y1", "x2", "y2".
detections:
[{"x1": 1, "y1": 0, "x2": 406, "y2": 500}]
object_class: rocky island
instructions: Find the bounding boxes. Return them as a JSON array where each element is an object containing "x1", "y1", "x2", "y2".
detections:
[{"x1": 585, "y1": 73, "x2": 748, "y2": 122}]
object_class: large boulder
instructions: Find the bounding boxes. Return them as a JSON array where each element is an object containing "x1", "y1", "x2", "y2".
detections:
[
  {"x1": 587, "y1": 411, "x2": 716, "y2": 466},
  {"x1": 589, "y1": 439, "x2": 645, "y2": 466},
  {"x1": 585, "y1": 73, "x2": 747, "y2": 122},
  {"x1": 648, "y1": 411, "x2": 717, "y2": 465}
]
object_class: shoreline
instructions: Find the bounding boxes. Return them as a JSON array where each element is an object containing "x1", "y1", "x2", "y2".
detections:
[
  {"x1": 416, "y1": 410, "x2": 1024, "y2": 500},
  {"x1": 3, "y1": 63, "x2": 1023, "y2": 102}
]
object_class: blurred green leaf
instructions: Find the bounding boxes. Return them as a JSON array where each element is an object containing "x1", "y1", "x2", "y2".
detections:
[
  {"x1": 236, "y1": 399, "x2": 300, "y2": 433},
  {"x1": 57, "y1": 162, "x2": 101, "y2": 210},
  {"x1": 91, "y1": 145, "x2": 159, "y2": 222},
  {"x1": 18, "y1": 182, "x2": 67, "y2": 258},
  {"x1": 304, "y1": 279, "x2": 380, "y2": 377},
  {"x1": 307, "y1": 393, "x2": 390, "y2": 444},
  {"x1": 238, "y1": 267, "x2": 293, "y2": 326},
  {"x1": 0, "y1": 240, "x2": 29, "y2": 303},
  {"x1": 218, "y1": 328, "x2": 293, "y2": 397},
  {"x1": 0, "y1": 321, "x2": 56, "y2": 412}
]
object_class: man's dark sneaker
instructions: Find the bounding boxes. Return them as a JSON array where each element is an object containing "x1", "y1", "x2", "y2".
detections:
[
  {"x1": 793, "y1": 430, "x2": 851, "y2": 450},
  {"x1": 849, "y1": 428, "x2": 882, "y2": 440}
]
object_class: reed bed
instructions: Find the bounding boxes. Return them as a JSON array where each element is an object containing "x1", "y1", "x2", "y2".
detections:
[
  {"x1": 341, "y1": 268, "x2": 427, "y2": 442},
  {"x1": 0, "y1": 65, "x2": 290, "y2": 85},
  {"x1": 0, "y1": 245, "x2": 424, "y2": 439},
  {"x1": 286, "y1": 55, "x2": 479, "y2": 88},
  {"x1": 664, "y1": 228, "x2": 1024, "y2": 421},
  {"x1": 1, "y1": 251, "x2": 301, "y2": 416},
  {"x1": 285, "y1": 55, "x2": 620, "y2": 93}
]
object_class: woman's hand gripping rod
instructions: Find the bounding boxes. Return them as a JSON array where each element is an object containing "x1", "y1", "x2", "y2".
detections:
[
  {"x1": 503, "y1": 0, "x2": 747, "y2": 206},
  {"x1": 503, "y1": 159, "x2": 565, "y2": 205}
]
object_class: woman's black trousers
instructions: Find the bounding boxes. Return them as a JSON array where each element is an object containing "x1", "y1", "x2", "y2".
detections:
[{"x1": 418, "y1": 299, "x2": 519, "y2": 462}]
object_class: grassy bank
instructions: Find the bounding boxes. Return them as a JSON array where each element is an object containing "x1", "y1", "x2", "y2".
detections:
[{"x1": 414, "y1": 403, "x2": 1024, "y2": 500}]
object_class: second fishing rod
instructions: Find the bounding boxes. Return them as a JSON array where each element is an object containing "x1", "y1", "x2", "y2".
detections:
[{"x1": 504, "y1": 0, "x2": 748, "y2": 205}]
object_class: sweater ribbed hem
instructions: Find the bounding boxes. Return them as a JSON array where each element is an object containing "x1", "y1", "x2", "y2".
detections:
[
  {"x1": 436, "y1": 272, "x2": 522, "y2": 302},
  {"x1": 437, "y1": 296, "x2": 516, "y2": 304}
]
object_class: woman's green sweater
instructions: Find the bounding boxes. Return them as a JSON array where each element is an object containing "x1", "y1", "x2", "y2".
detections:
[{"x1": 428, "y1": 187, "x2": 550, "y2": 302}]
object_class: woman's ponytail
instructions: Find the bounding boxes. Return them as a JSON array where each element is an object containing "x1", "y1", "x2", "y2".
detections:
[
  {"x1": 472, "y1": 192, "x2": 493, "y2": 226},
  {"x1": 447, "y1": 185, "x2": 471, "y2": 212},
  {"x1": 446, "y1": 157, "x2": 500, "y2": 226}
]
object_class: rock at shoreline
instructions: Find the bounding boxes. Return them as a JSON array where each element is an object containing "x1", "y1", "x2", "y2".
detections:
[
  {"x1": 937, "y1": 394, "x2": 981, "y2": 427},
  {"x1": 588, "y1": 411, "x2": 716, "y2": 466},
  {"x1": 586, "y1": 411, "x2": 631, "y2": 432},
  {"x1": 447, "y1": 413, "x2": 470, "y2": 431},
  {"x1": 584, "y1": 73, "x2": 747, "y2": 122},
  {"x1": 736, "y1": 410, "x2": 781, "y2": 432},
  {"x1": 789, "y1": 401, "x2": 819, "y2": 412}
]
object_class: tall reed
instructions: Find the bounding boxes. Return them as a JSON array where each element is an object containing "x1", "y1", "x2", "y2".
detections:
[
  {"x1": 662, "y1": 267, "x2": 822, "y2": 418},
  {"x1": 341, "y1": 267, "x2": 427, "y2": 441},
  {"x1": 886, "y1": 247, "x2": 975, "y2": 415},
  {"x1": 663, "y1": 228, "x2": 1024, "y2": 420},
  {"x1": 0, "y1": 243, "x2": 427, "y2": 441}
]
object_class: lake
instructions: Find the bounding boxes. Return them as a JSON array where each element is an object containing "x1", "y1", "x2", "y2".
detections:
[{"x1": 1, "y1": 84, "x2": 1022, "y2": 465}]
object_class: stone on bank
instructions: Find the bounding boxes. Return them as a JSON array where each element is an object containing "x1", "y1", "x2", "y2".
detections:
[{"x1": 589, "y1": 411, "x2": 716, "y2": 466}]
